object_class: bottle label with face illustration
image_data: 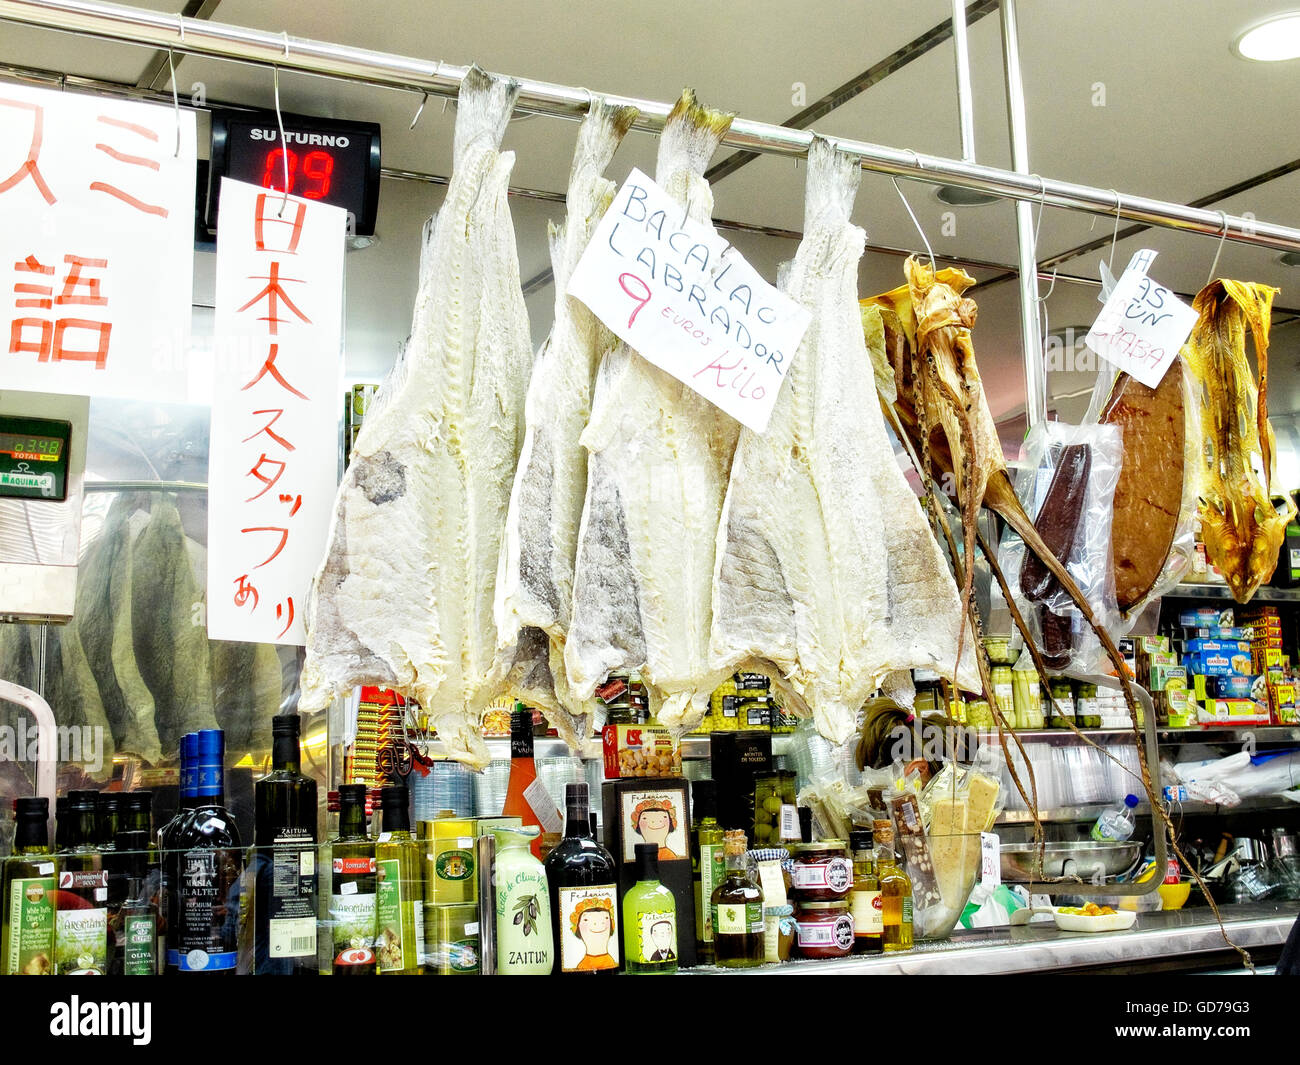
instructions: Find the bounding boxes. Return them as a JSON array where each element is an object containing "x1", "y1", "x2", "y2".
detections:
[
  {"x1": 634, "y1": 909, "x2": 677, "y2": 966},
  {"x1": 558, "y1": 885, "x2": 619, "y2": 973}
]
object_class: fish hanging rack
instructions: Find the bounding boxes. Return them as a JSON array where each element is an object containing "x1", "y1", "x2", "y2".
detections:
[
  {"x1": 83, "y1": 480, "x2": 207, "y2": 493},
  {"x1": 2, "y1": 0, "x2": 1298, "y2": 256}
]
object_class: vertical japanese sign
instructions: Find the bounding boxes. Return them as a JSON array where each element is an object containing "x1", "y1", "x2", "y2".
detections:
[
  {"x1": 209, "y1": 178, "x2": 346, "y2": 645},
  {"x1": 1, "y1": 83, "x2": 195, "y2": 400}
]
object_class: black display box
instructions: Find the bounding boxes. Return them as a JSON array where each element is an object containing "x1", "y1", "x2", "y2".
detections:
[
  {"x1": 709, "y1": 731, "x2": 773, "y2": 837},
  {"x1": 601, "y1": 777, "x2": 697, "y2": 968}
]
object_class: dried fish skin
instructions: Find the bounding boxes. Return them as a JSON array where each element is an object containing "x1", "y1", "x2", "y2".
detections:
[
  {"x1": 1185, "y1": 279, "x2": 1295, "y2": 602},
  {"x1": 131, "y1": 496, "x2": 218, "y2": 755},
  {"x1": 301, "y1": 66, "x2": 533, "y2": 769},
  {"x1": 496, "y1": 99, "x2": 638, "y2": 750},
  {"x1": 565, "y1": 90, "x2": 737, "y2": 739},
  {"x1": 711, "y1": 140, "x2": 976, "y2": 745}
]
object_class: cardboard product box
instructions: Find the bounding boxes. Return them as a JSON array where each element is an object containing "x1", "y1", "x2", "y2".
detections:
[
  {"x1": 601, "y1": 777, "x2": 697, "y2": 967},
  {"x1": 1165, "y1": 688, "x2": 1196, "y2": 729},
  {"x1": 1253, "y1": 647, "x2": 1284, "y2": 672},
  {"x1": 1149, "y1": 665, "x2": 1187, "y2": 693},
  {"x1": 1184, "y1": 638, "x2": 1251, "y2": 656},
  {"x1": 1189, "y1": 652, "x2": 1247, "y2": 677},
  {"x1": 1196, "y1": 699, "x2": 1271, "y2": 726},
  {"x1": 1251, "y1": 635, "x2": 1284, "y2": 650},
  {"x1": 709, "y1": 731, "x2": 773, "y2": 836},
  {"x1": 1206, "y1": 673, "x2": 1263, "y2": 700},
  {"x1": 1177, "y1": 626, "x2": 1251, "y2": 642},
  {"x1": 1134, "y1": 635, "x2": 1170, "y2": 654},
  {"x1": 1178, "y1": 608, "x2": 1234, "y2": 628},
  {"x1": 1270, "y1": 682, "x2": 1298, "y2": 724},
  {"x1": 602, "y1": 723, "x2": 683, "y2": 780}
]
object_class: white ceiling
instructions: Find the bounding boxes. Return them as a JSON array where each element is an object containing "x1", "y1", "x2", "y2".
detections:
[{"x1": 3, "y1": 0, "x2": 1299, "y2": 439}]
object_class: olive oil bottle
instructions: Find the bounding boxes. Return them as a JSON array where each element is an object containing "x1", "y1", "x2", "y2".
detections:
[
  {"x1": 691, "y1": 780, "x2": 724, "y2": 963},
  {"x1": 875, "y1": 820, "x2": 913, "y2": 952},
  {"x1": 709, "y1": 829, "x2": 763, "y2": 967},
  {"x1": 374, "y1": 785, "x2": 422, "y2": 974},
  {"x1": 57, "y1": 791, "x2": 110, "y2": 974},
  {"x1": 2, "y1": 797, "x2": 56, "y2": 975},
  {"x1": 326, "y1": 784, "x2": 378, "y2": 975}
]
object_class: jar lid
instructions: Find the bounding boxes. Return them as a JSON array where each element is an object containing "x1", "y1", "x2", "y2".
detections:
[
  {"x1": 747, "y1": 847, "x2": 790, "y2": 863},
  {"x1": 764, "y1": 905, "x2": 794, "y2": 917},
  {"x1": 796, "y1": 900, "x2": 850, "y2": 913},
  {"x1": 793, "y1": 840, "x2": 847, "y2": 856}
]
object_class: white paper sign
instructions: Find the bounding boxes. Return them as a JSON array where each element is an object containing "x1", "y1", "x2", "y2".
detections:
[
  {"x1": 567, "y1": 168, "x2": 811, "y2": 432},
  {"x1": 0, "y1": 82, "x2": 195, "y2": 400},
  {"x1": 1085, "y1": 249, "x2": 1196, "y2": 388},
  {"x1": 208, "y1": 179, "x2": 346, "y2": 645}
]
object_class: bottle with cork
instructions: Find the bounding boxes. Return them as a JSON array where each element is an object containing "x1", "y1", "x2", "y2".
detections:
[{"x1": 709, "y1": 829, "x2": 764, "y2": 968}]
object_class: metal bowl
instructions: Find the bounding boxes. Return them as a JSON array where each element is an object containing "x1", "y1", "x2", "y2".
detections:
[{"x1": 999, "y1": 841, "x2": 1142, "y2": 882}]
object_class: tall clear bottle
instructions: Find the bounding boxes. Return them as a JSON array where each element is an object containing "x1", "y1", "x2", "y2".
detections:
[
  {"x1": 544, "y1": 782, "x2": 619, "y2": 974},
  {"x1": 254, "y1": 714, "x2": 319, "y2": 974},
  {"x1": 875, "y1": 820, "x2": 913, "y2": 953},
  {"x1": 166, "y1": 729, "x2": 243, "y2": 974},
  {"x1": 692, "y1": 779, "x2": 724, "y2": 963},
  {"x1": 710, "y1": 828, "x2": 764, "y2": 968},
  {"x1": 326, "y1": 784, "x2": 378, "y2": 975},
  {"x1": 623, "y1": 843, "x2": 677, "y2": 974},
  {"x1": 56, "y1": 791, "x2": 109, "y2": 974},
  {"x1": 2, "y1": 797, "x2": 56, "y2": 975},
  {"x1": 374, "y1": 784, "x2": 422, "y2": 975}
]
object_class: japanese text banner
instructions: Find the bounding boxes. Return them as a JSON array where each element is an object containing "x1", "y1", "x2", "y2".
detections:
[
  {"x1": 209, "y1": 178, "x2": 346, "y2": 646},
  {"x1": 1, "y1": 82, "x2": 195, "y2": 400}
]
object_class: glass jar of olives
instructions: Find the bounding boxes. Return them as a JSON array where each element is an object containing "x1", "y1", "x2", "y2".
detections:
[{"x1": 751, "y1": 770, "x2": 797, "y2": 846}]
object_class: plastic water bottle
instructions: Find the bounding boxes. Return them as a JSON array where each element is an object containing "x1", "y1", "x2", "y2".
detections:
[{"x1": 1090, "y1": 794, "x2": 1139, "y2": 842}]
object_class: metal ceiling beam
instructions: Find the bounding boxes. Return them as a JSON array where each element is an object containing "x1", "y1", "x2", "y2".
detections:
[
  {"x1": 3, "y1": 0, "x2": 1299, "y2": 256},
  {"x1": 702, "y1": 0, "x2": 998, "y2": 184},
  {"x1": 132, "y1": 0, "x2": 219, "y2": 92}
]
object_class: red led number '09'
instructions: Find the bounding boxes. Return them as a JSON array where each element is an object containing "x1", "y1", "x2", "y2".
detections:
[{"x1": 260, "y1": 148, "x2": 335, "y2": 200}]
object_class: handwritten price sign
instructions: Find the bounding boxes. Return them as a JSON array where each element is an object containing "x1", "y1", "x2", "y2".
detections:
[
  {"x1": 567, "y1": 168, "x2": 810, "y2": 432},
  {"x1": 1084, "y1": 250, "x2": 1196, "y2": 388}
]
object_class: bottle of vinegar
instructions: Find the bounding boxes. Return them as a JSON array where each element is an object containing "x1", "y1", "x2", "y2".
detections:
[{"x1": 254, "y1": 714, "x2": 319, "y2": 975}]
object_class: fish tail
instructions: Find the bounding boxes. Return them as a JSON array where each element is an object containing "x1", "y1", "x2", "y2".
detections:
[
  {"x1": 656, "y1": 88, "x2": 734, "y2": 176},
  {"x1": 453, "y1": 64, "x2": 521, "y2": 161},
  {"x1": 803, "y1": 136, "x2": 861, "y2": 229}
]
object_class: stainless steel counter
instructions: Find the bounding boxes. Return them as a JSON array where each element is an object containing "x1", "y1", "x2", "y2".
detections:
[{"x1": 688, "y1": 903, "x2": 1296, "y2": 975}]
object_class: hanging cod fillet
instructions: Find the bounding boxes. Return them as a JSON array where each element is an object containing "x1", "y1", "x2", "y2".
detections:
[
  {"x1": 495, "y1": 98, "x2": 639, "y2": 750},
  {"x1": 1183, "y1": 279, "x2": 1295, "y2": 602},
  {"x1": 565, "y1": 89, "x2": 738, "y2": 739},
  {"x1": 301, "y1": 67, "x2": 533, "y2": 768},
  {"x1": 710, "y1": 139, "x2": 978, "y2": 745}
]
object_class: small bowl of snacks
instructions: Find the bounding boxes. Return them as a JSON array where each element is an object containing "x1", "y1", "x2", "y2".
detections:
[{"x1": 1052, "y1": 902, "x2": 1137, "y2": 932}]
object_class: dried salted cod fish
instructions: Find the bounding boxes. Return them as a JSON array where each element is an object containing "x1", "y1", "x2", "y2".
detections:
[
  {"x1": 496, "y1": 98, "x2": 639, "y2": 750},
  {"x1": 565, "y1": 89, "x2": 737, "y2": 739},
  {"x1": 710, "y1": 140, "x2": 976, "y2": 745},
  {"x1": 301, "y1": 67, "x2": 532, "y2": 769},
  {"x1": 1184, "y1": 279, "x2": 1295, "y2": 602}
]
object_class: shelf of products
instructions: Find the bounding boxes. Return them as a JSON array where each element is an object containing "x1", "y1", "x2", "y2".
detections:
[
  {"x1": 682, "y1": 903, "x2": 1295, "y2": 975},
  {"x1": 1167, "y1": 584, "x2": 1300, "y2": 603}
]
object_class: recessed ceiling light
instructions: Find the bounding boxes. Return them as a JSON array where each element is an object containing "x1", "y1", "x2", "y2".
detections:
[
  {"x1": 1233, "y1": 13, "x2": 1300, "y2": 61},
  {"x1": 1278, "y1": 250, "x2": 1300, "y2": 267},
  {"x1": 935, "y1": 183, "x2": 999, "y2": 206}
]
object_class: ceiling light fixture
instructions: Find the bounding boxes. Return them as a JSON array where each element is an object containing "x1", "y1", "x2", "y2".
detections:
[
  {"x1": 935, "y1": 183, "x2": 999, "y2": 206},
  {"x1": 1233, "y1": 12, "x2": 1300, "y2": 61}
]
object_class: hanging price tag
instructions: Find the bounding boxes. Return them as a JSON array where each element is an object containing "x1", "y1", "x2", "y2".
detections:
[
  {"x1": 980, "y1": 831, "x2": 1001, "y2": 887},
  {"x1": 1084, "y1": 249, "x2": 1197, "y2": 388}
]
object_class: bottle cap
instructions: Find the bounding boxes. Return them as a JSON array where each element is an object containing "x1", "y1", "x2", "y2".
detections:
[
  {"x1": 564, "y1": 782, "x2": 588, "y2": 807},
  {"x1": 181, "y1": 732, "x2": 199, "y2": 762},
  {"x1": 849, "y1": 828, "x2": 874, "y2": 852},
  {"x1": 125, "y1": 791, "x2": 152, "y2": 812},
  {"x1": 96, "y1": 791, "x2": 121, "y2": 811},
  {"x1": 634, "y1": 842, "x2": 660, "y2": 881},
  {"x1": 510, "y1": 706, "x2": 534, "y2": 737},
  {"x1": 15, "y1": 796, "x2": 48, "y2": 818},
  {"x1": 798, "y1": 806, "x2": 813, "y2": 843},
  {"x1": 68, "y1": 790, "x2": 98, "y2": 811},
  {"x1": 195, "y1": 729, "x2": 225, "y2": 762},
  {"x1": 339, "y1": 783, "x2": 367, "y2": 804},
  {"x1": 380, "y1": 784, "x2": 409, "y2": 809},
  {"x1": 1124, "y1": 794, "x2": 1139, "y2": 809},
  {"x1": 271, "y1": 714, "x2": 301, "y2": 737}
]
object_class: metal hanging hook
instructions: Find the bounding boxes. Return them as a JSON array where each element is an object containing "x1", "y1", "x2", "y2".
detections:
[
  {"x1": 166, "y1": 48, "x2": 180, "y2": 158},
  {"x1": 1207, "y1": 210, "x2": 1229, "y2": 285},
  {"x1": 273, "y1": 64, "x2": 290, "y2": 216},
  {"x1": 893, "y1": 149, "x2": 936, "y2": 272},
  {"x1": 1107, "y1": 190, "x2": 1123, "y2": 273},
  {"x1": 409, "y1": 91, "x2": 428, "y2": 130}
]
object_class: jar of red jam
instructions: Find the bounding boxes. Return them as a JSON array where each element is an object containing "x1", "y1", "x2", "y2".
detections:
[
  {"x1": 794, "y1": 901, "x2": 855, "y2": 959},
  {"x1": 790, "y1": 841, "x2": 853, "y2": 902}
]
